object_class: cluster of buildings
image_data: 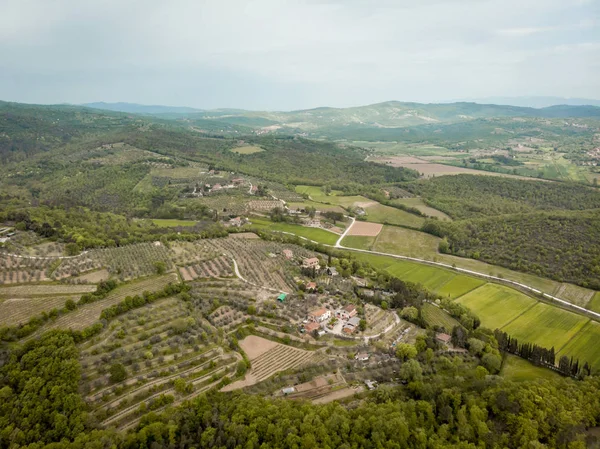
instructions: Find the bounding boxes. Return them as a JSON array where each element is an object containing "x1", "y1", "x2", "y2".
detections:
[{"x1": 302, "y1": 303, "x2": 361, "y2": 336}]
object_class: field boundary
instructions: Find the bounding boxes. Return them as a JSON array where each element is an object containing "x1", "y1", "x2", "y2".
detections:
[{"x1": 498, "y1": 301, "x2": 538, "y2": 330}]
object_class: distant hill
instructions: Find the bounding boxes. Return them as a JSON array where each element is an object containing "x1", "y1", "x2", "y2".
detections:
[
  {"x1": 82, "y1": 102, "x2": 204, "y2": 114},
  {"x1": 459, "y1": 96, "x2": 600, "y2": 108}
]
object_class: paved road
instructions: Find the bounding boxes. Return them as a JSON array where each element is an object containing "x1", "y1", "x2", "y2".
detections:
[{"x1": 334, "y1": 217, "x2": 600, "y2": 320}]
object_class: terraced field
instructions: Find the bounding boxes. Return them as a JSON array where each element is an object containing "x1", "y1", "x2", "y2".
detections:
[
  {"x1": 38, "y1": 273, "x2": 179, "y2": 332},
  {"x1": 0, "y1": 294, "x2": 81, "y2": 326},
  {"x1": 223, "y1": 336, "x2": 319, "y2": 390},
  {"x1": 78, "y1": 295, "x2": 237, "y2": 430},
  {"x1": 179, "y1": 256, "x2": 234, "y2": 281},
  {"x1": 456, "y1": 284, "x2": 537, "y2": 330}
]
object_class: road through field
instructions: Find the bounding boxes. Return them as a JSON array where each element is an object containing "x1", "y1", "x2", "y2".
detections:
[{"x1": 335, "y1": 217, "x2": 600, "y2": 321}]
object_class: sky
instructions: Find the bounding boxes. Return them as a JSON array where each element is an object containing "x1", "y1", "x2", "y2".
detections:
[{"x1": 0, "y1": 0, "x2": 598, "y2": 110}]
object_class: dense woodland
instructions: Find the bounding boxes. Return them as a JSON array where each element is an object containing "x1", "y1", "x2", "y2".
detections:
[{"x1": 412, "y1": 175, "x2": 600, "y2": 288}]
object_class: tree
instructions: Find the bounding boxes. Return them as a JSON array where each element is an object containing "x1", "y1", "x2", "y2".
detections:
[
  {"x1": 395, "y1": 343, "x2": 417, "y2": 361},
  {"x1": 109, "y1": 363, "x2": 127, "y2": 383},
  {"x1": 65, "y1": 299, "x2": 77, "y2": 311},
  {"x1": 399, "y1": 359, "x2": 423, "y2": 382},
  {"x1": 359, "y1": 319, "x2": 367, "y2": 332},
  {"x1": 400, "y1": 306, "x2": 418, "y2": 321},
  {"x1": 481, "y1": 353, "x2": 502, "y2": 374},
  {"x1": 154, "y1": 261, "x2": 166, "y2": 275}
]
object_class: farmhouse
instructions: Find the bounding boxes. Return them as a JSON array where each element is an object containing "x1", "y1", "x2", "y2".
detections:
[
  {"x1": 355, "y1": 353, "x2": 369, "y2": 361},
  {"x1": 306, "y1": 281, "x2": 317, "y2": 292},
  {"x1": 303, "y1": 218, "x2": 321, "y2": 227},
  {"x1": 308, "y1": 307, "x2": 331, "y2": 323},
  {"x1": 343, "y1": 316, "x2": 361, "y2": 334},
  {"x1": 327, "y1": 267, "x2": 338, "y2": 276},
  {"x1": 229, "y1": 217, "x2": 243, "y2": 227},
  {"x1": 337, "y1": 304, "x2": 357, "y2": 320},
  {"x1": 231, "y1": 178, "x2": 244, "y2": 185},
  {"x1": 302, "y1": 257, "x2": 320, "y2": 270},
  {"x1": 304, "y1": 322, "x2": 321, "y2": 333},
  {"x1": 436, "y1": 333, "x2": 452, "y2": 345},
  {"x1": 211, "y1": 183, "x2": 222, "y2": 192},
  {"x1": 283, "y1": 249, "x2": 293, "y2": 259}
]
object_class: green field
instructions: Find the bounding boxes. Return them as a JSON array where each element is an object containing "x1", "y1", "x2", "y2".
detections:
[
  {"x1": 151, "y1": 219, "x2": 198, "y2": 227},
  {"x1": 341, "y1": 235, "x2": 375, "y2": 250},
  {"x1": 371, "y1": 226, "x2": 439, "y2": 258},
  {"x1": 390, "y1": 198, "x2": 452, "y2": 221},
  {"x1": 230, "y1": 145, "x2": 264, "y2": 154},
  {"x1": 502, "y1": 303, "x2": 589, "y2": 352},
  {"x1": 294, "y1": 185, "x2": 369, "y2": 208},
  {"x1": 456, "y1": 283, "x2": 537, "y2": 330},
  {"x1": 557, "y1": 321, "x2": 600, "y2": 374},
  {"x1": 436, "y1": 276, "x2": 484, "y2": 299},
  {"x1": 363, "y1": 203, "x2": 425, "y2": 228},
  {"x1": 248, "y1": 218, "x2": 339, "y2": 245},
  {"x1": 500, "y1": 354, "x2": 561, "y2": 382},
  {"x1": 586, "y1": 292, "x2": 600, "y2": 313},
  {"x1": 422, "y1": 302, "x2": 460, "y2": 331}
]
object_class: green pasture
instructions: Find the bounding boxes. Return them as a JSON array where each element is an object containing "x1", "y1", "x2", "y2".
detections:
[
  {"x1": 586, "y1": 292, "x2": 600, "y2": 313},
  {"x1": 502, "y1": 302, "x2": 589, "y2": 352},
  {"x1": 557, "y1": 321, "x2": 600, "y2": 373},
  {"x1": 341, "y1": 235, "x2": 375, "y2": 250},
  {"x1": 294, "y1": 185, "x2": 369, "y2": 207},
  {"x1": 390, "y1": 198, "x2": 452, "y2": 220},
  {"x1": 286, "y1": 201, "x2": 346, "y2": 213},
  {"x1": 456, "y1": 283, "x2": 537, "y2": 330},
  {"x1": 363, "y1": 203, "x2": 425, "y2": 228},
  {"x1": 230, "y1": 145, "x2": 264, "y2": 154},
  {"x1": 436, "y1": 276, "x2": 484, "y2": 299},
  {"x1": 500, "y1": 354, "x2": 561, "y2": 382},
  {"x1": 248, "y1": 218, "x2": 339, "y2": 245},
  {"x1": 371, "y1": 226, "x2": 439, "y2": 258}
]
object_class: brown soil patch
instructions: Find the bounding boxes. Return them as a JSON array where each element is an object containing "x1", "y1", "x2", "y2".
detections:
[
  {"x1": 76, "y1": 269, "x2": 110, "y2": 283},
  {"x1": 347, "y1": 221, "x2": 383, "y2": 237},
  {"x1": 312, "y1": 386, "x2": 363, "y2": 404},
  {"x1": 238, "y1": 335, "x2": 278, "y2": 360}
]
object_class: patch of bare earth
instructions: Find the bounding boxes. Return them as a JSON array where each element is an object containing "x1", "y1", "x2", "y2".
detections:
[
  {"x1": 348, "y1": 221, "x2": 383, "y2": 237},
  {"x1": 229, "y1": 232, "x2": 260, "y2": 239}
]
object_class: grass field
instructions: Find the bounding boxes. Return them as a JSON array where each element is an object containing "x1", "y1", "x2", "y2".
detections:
[
  {"x1": 230, "y1": 145, "x2": 264, "y2": 154},
  {"x1": 586, "y1": 292, "x2": 600, "y2": 313},
  {"x1": 436, "y1": 276, "x2": 484, "y2": 299},
  {"x1": 500, "y1": 354, "x2": 561, "y2": 382},
  {"x1": 248, "y1": 218, "x2": 339, "y2": 245},
  {"x1": 151, "y1": 219, "x2": 198, "y2": 227},
  {"x1": 294, "y1": 186, "x2": 369, "y2": 208},
  {"x1": 456, "y1": 283, "x2": 537, "y2": 330},
  {"x1": 341, "y1": 235, "x2": 375, "y2": 250},
  {"x1": 389, "y1": 198, "x2": 452, "y2": 221},
  {"x1": 557, "y1": 321, "x2": 600, "y2": 374},
  {"x1": 363, "y1": 203, "x2": 425, "y2": 228},
  {"x1": 422, "y1": 303, "x2": 460, "y2": 331},
  {"x1": 371, "y1": 226, "x2": 439, "y2": 258},
  {"x1": 502, "y1": 303, "x2": 589, "y2": 352}
]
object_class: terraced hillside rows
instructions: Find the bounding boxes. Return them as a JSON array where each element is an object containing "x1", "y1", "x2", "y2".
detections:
[
  {"x1": 35, "y1": 273, "x2": 179, "y2": 333},
  {"x1": 201, "y1": 238, "x2": 316, "y2": 291},
  {"x1": 179, "y1": 255, "x2": 234, "y2": 281},
  {"x1": 77, "y1": 295, "x2": 239, "y2": 430}
]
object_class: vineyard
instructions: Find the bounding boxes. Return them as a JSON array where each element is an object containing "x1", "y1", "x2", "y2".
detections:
[
  {"x1": 78, "y1": 295, "x2": 238, "y2": 430},
  {"x1": 36, "y1": 273, "x2": 179, "y2": 333},
  {"x1": 178, "y1": 256, "x2": 234, "y2": 281},
  {"x1": 223, "y1": 336, "x2": 321, "y2": 390}
]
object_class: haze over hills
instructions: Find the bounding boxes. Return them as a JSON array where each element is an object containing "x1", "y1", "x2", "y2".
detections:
[{"x1": 458, "y1": 97, "x2": 600, "y2": 109}]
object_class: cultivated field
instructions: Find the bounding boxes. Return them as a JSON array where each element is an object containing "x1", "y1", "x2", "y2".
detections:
[
  {"x1": 79, "y1": 296, "x2": 237, "y2": 430},
  {"x1": 363, "y1": 203, "x2": 425, "y2": 228},
  {"x1": 347, "y1": 221, "x2": 382, "y2": 237},
  {"x1": 178, "y1": 256, "x2": 234, "y2": 281},
  {"x1": 249, "y1": 218, "x2": 339, "y2": 245},
  {"x1": 0, "y1": 284, "x2": 97, "y2": 296},
  {"x1": 222, "y1": 335, "x2": 319, "y2": 390},
  {"x1": 389, "y1": 198, "x2": 452, "y2": 220},
  {"x1": 422, "y1": 303, "x2": 460, "y2": 332},
  {"x1": 371, "y1": 226, "x2": 439, "y2": 258},
  {"x1": 231, "y1": 145, "x2": 264, "y2": 154},
  {"x1": 151, "y1": 219, "x2": 198, "y2": 227},
  {"x1": 502, "y1": 303, "x2": 589, "y2": 353},
  {"x1": 38, "y1": 273, "x2": 179, "y2": 332},
  {"x1": 588, "y1": 292, "x2": 600, "y2": 313},
  {"x1": 456, "y1": 284, "x2": 537, "y2": 330},
  {"x1": 294, "y1": 186, "x2": 370, "y2": 208},
  {"x1": 0, "y1": 294, "x2": 81, "y2": 326},
  {"x1": 557, "y1": 321, "x2": 600, "y2": 373}
]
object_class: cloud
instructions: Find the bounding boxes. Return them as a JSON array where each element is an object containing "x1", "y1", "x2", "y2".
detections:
[{"x1": 0, "y1": 0, "x2": 598, "y2": 108}]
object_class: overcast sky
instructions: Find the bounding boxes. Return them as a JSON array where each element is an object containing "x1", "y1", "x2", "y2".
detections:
[{"x1": 0, "y1": 0, "x2": 598, "y2": 110}]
